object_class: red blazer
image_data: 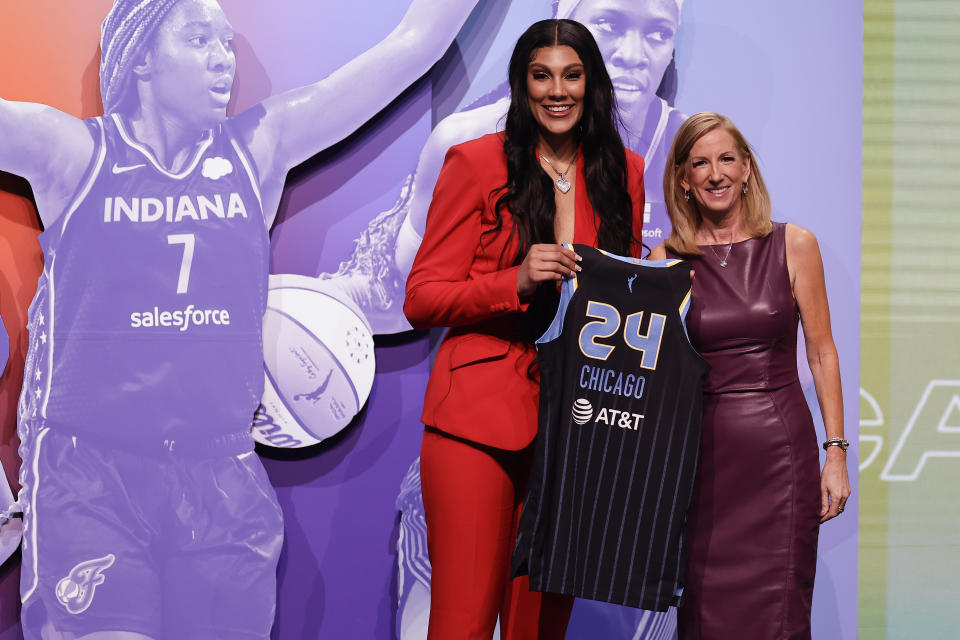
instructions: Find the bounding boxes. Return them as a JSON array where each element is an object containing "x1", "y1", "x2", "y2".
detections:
[{"x1": 404, "y1": 132, "x2": 645, "y2": 450}]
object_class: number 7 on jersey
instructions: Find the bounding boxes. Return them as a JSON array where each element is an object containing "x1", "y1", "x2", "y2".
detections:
[{"x1": 167, "y1": 233, "x2": 195, "y2": 294}]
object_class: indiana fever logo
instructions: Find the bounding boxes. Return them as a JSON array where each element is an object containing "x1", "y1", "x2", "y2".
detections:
[{"x1": 55, "y1": 553, "x2": 116, "y2": 615}]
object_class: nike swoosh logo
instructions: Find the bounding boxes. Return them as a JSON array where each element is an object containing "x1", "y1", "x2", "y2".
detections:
[{"x1": 111, "y1": 163, "x2": 146, "y2": 174}]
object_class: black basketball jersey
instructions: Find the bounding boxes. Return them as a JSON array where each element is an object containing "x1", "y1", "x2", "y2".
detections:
[{"x1": 512, "y1": 244, "x2": 709, "y2": 611}]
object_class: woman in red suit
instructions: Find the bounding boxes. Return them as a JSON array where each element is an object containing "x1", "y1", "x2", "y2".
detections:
[{"x1": 404, "y1": 19, "x2": 646, "y2": 640}]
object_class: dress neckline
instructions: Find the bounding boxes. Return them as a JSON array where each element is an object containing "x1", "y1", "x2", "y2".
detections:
[
  {"x1": 696, "y1": 235, "x2": 760, "y2": 248},
  {"x1": 696, "y1": 222, "x2": 783, "y2": 248}
]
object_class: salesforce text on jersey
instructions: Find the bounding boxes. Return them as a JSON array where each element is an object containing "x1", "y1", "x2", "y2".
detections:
[{"x1": 130, "y1": 305, "x2": 230, "y2": 331}]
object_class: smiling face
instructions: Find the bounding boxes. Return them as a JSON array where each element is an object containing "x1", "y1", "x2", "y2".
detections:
[
  {"x1": 139, "y1": 0, "x2": 235, "y2": 127},
  {"x1": 680, "y1": 127, "x2": 752, "y2": 218},
  {"x1": 526, "y1": 45, "x2": 586, "y2": 145},
  {"x1": 571, "y1": 0, "x2": 679, "y2": 119}
]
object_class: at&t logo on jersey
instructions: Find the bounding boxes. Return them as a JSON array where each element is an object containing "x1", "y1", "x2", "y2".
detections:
[
  {"x1": 55, "y1": 553, "x2": 116, "y2": 615},
  {"x1": 572, "y1": 398, "x2": 593, "y2": 424},
  {"x1": 570, "y1": 398, "x2": 644, "y2": 431},
  {"x1": 594, "y1": 407, "x2": 644, "y2": 430}
]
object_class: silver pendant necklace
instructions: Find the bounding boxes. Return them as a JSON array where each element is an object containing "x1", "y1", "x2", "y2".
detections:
[
  {"x1": 710, "y1": 242, "x2": 733, "y2": 267},
  {"x1": 539, "y1": 151, "x2": 575, "y2": 194}
]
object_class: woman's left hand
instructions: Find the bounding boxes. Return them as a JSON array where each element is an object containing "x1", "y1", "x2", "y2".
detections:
[{"x1": 819, "y1": 450, "x2": 851, "y2": 523}]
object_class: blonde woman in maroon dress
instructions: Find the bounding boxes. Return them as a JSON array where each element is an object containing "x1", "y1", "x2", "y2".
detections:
[{"x1": 650, "y1": 112, "x2": 851, "y2": 639}]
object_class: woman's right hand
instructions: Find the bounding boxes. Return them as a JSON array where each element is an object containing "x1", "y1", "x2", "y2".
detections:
[{"x1": 517, "y1": 244, "x2": 581, "y2": 300}]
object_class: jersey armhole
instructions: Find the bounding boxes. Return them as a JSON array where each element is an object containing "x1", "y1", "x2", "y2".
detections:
[
  {"x1": 223, "y1": 120, "x2": 264, "y2": 217},
  {"x1": 671, "y1": 265, "x2": 710, "y2": 371},
  {"x1": 677, "y1": 281, "x2": 694, "y2": 343},
  {"x1": 47, "y1": 118, "x2": 107, "y2": 236},
  {"x1": 536, "y1": 242, "x2": 578, "y2": 346}
]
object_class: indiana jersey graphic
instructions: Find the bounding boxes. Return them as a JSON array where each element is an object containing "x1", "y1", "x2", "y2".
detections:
[{"x1": 55, "y1": 553, "x2": 116, "y2": 614}]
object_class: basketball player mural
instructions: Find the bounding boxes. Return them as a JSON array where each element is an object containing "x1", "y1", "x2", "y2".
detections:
[
  {"x1": 388, "y1": 1, "x2": 688, "y2": 638},
  {"x1": 0, "y1": 0, "x2": 476, "y2": 637}
]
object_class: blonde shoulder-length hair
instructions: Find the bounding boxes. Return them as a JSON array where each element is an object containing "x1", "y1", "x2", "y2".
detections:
[{"x1": 663, "y1": 112, "x2": 772, "y2": 256}]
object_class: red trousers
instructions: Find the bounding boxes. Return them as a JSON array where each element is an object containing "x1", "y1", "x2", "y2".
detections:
[{"x1": 420, "y1": 428, "x2": 573, "y2": 640}]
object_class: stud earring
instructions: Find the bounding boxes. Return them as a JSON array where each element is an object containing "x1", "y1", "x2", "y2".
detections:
[
  {"x1": 684, "y1": 190, "x2": 691, "y2": 202},
  {"x1": 741, "y1": 182, "x2": 749, "y2": 195}
]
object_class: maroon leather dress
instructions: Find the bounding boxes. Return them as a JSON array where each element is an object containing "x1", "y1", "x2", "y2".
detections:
[{"x1": 671, "y1": 223, "x2": 820, "y2": 639}]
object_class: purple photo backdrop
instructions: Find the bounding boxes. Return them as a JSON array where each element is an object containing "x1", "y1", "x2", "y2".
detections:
[{"x1": 0, "y1": 1, "x2": 859, "y2": 638}]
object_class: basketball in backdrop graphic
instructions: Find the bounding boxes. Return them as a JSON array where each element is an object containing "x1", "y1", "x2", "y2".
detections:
[{"x1": 255, "y1": 274, "x2": 376, "y2": 448}]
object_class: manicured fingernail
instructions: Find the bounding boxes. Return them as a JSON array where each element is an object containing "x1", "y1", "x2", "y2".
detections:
[
  {"x1": 575, "y1": 254, "x2": 583, "y2": 261},
  {"x1": 575, "y1": 265, "x2": 582, "y2": 272}
]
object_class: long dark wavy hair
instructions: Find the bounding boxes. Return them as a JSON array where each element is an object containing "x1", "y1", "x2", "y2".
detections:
[{"x1": 491, "y1": 19, "x2": 635, "y2": 263}]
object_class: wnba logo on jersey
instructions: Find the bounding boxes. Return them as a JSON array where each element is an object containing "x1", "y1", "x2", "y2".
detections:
[{"x1": 55, "y1": 553, "x2": 116, "y2": 615}]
